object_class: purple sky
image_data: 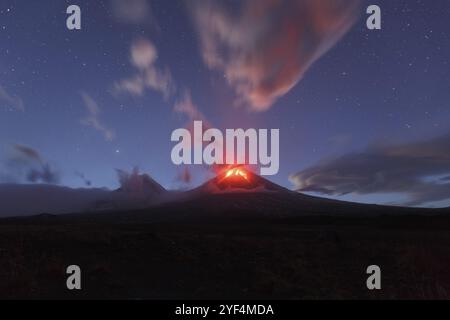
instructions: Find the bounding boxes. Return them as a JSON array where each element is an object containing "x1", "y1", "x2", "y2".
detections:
[{"x1": 1, "y1": 0, "x2": 450, "y2": 207}]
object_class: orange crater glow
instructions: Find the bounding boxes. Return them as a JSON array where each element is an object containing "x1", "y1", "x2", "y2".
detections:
[{"x1": 223, "y1": 168, "x2": 249, "y2": 181}]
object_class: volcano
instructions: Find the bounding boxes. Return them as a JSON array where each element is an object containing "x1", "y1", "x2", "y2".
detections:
[
  {"x1": 1, "y1": 168, "x2": 449, "y2": 300},
  {"x1": 159, "y1": 167, "x2": 428, "y2": 221},
  {"x1": 196, "y1": 167, "x2": 289, "y2": 194},
  {"x1": 136, "y1": 165, "x2": 448, "y2": 224}
]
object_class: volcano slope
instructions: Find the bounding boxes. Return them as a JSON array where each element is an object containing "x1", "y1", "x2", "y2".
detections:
[{"x1": 1, "y1": 173, "x2": 450, "y2": 299}]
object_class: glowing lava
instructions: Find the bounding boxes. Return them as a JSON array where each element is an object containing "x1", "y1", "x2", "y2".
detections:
[
  {"x1": 225, "y1": 168, "x2": 249, "y2": 181},
  {"x1": 217, "y1": 167, "x2": 251, "y2": 187}
]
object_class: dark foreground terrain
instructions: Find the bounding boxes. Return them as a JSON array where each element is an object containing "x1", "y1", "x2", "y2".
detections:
[{"x1": 1, "y1": 192, "x2": 450, "y2": 300}]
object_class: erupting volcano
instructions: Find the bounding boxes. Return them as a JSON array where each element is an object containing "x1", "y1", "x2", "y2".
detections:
[{"x1": 196, "y1": 166, "x2": 288, "y2": 193}]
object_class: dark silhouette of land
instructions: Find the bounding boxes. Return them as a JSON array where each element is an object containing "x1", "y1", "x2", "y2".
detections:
[{"x1": 1, "y1": 174, "x2": 450, "y2": 299}]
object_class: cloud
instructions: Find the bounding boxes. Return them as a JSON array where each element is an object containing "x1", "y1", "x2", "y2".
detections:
[
  {"x1": 173, "y1": 90, "x2": 216, "y2": 148},
  {"x1": 289, "y1": 133, "x2": 450, "y2": 207},
  {"x1": 14, "y1": 144, "x2": 42, "y2": 162},
  {"x1": 75, "y1": 171, "x2": 92, "y2": 187},
  {"x1": 130, "y1": 39, "x2": 158, "y2": 69},
  {"x1": 114, "y1": 38, "x2": 175, "y2": 100},
  {"x1": 80, "y1": 92, "x2": 115, "y2": 141},
  {"x1": 172, "y1": 90, "x2": 227, "y2": 174},
  {"x1": 27, "y1": 164, "x2": 59, "y2": 184},
  {"x1": 111, "y1": 0, "x2": 157, "y2": 26},
  {"x1": 0, "y1": 84, "x2": 24, "y2": 111},
  {"x1": 190, "y1": 0, "x2": 360, "y2": 111},
  {"x1": 0, "y1": 144, "x2": 60, "y2": 184},
  {"x1": 174, "y1": 90, "x2": 205, "y2": 121}
]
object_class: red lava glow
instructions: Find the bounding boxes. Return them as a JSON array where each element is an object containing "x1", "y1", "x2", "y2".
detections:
[
  {"x1": 226, "y1": 168, "x2": 248, "y2": 180},
  {"x1": 220, "y1": 167, "x2": 250, "y2": 182}
]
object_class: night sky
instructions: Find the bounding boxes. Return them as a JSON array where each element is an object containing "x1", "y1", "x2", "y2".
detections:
[{"x1": 1, "y1": 0, "x2": 449, "y2": 207}]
